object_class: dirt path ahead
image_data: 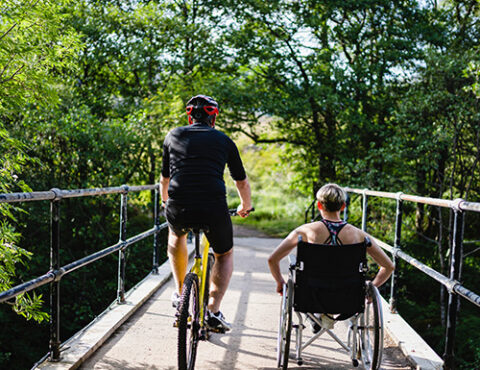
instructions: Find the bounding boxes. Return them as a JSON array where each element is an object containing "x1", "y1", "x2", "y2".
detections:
[{"x1": 233, "y1": 223, "x2": 272, "y2": 238}]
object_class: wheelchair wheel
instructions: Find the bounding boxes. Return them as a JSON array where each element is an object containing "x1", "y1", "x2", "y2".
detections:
[
  {"x1": 360, "y1": 282, "x2": 384, "y2": 370},
  {"x1": 277, "y1": 279, "x2": 293, "y2": 369},
  {"x1": 178, "y1": 273, "x2": 200, "y2": 370}
]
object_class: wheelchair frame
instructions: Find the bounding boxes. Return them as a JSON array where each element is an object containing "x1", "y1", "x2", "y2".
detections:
[{"x1": 277, "y1": 254, "x2": 384, "y2": 370}]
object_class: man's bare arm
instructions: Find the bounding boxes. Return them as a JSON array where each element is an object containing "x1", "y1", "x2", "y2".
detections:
[
  {"x1": 160, "y1": 175, "x2": 170, "y2": 203},
  {"x1": 234, "y1": 177, "x2": 252, "y2": 217}
]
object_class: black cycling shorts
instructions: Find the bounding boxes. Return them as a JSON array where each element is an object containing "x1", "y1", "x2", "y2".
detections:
[{"x1": 166, "y1": 199, "x2": 233, "y2": 255}]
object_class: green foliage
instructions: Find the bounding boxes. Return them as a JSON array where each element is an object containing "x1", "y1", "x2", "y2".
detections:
[
  {"x1": 1, "y1": 0, "x2": 480, "y2": 368},
  {"x1": 0, "y1": 0, "x2": 81, "y2": 332},
  {"x1": 226, "y1": 136, "x2": 307, "y2": 237},
  {"x1": 0, "y1": 125, "x2": 50, "y2": 325},
  {"x1": 0, "y1": 0, "x2": 81, "y2": 117}
]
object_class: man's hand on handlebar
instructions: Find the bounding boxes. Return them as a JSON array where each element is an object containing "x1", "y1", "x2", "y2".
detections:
[{"x1": 234, "y1": 205, "x2": 254, "y2": 218}]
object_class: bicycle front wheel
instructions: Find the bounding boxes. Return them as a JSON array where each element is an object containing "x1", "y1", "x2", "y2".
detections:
[{"x1": 178, "y1": 273, "x2": 200, "y2": 370}]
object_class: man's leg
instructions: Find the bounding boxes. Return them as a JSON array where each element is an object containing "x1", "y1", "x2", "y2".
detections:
[
  {"x1": 167, "y1": 228, "x2": 188, "y2": 295},
  {"x1": 207, "y1": 249, "x2": 233, "y2": 313}
]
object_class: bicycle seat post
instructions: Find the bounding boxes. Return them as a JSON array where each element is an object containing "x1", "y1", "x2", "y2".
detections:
[{"x1": 193, "y1": 228, "x2": 201, "y2": 258}]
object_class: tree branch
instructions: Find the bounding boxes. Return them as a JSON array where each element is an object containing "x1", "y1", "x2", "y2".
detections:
[
  {"x1": 0, "y1": 23, "x2": 17, "y2": 41},
  {"x1": 0, "y1": 64, "x2": 25, "y2": 84}
]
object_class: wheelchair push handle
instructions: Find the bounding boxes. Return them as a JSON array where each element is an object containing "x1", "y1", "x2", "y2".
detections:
[{"x1": 229, "y1": 207, "x2": 255, "y2": 216}]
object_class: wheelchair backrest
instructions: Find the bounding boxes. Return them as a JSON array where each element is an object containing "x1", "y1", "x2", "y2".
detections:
[{"x1": 293, "y1": 240, "x2": 367, "y2": 316}]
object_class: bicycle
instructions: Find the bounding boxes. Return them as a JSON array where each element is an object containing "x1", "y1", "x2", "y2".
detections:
[{"x1": 176, "y1": 208, "x2": 254, "y2": 370}]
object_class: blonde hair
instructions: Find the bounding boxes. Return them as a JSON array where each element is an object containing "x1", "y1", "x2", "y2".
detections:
[{"x1": 316, "y1": 183, "x2": 346, "y2": 212}]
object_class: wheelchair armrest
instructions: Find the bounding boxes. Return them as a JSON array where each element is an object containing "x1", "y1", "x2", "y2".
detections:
[{"x1": 288, "y1": 254, "x2": 297, "y2": 268}]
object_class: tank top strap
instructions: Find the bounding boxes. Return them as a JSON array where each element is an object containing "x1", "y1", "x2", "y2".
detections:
[{"x1": 321, "y1": 219, "x2": 348, "y2": 245}]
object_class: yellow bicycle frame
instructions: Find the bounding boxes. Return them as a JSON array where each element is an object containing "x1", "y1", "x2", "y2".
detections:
[{"x1": 190, "y1": 233, "x2": 211, "y2": 327}]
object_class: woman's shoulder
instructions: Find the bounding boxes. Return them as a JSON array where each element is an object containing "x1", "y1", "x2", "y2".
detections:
[{"x1": 339, "y1": 223, "x2": 365, "y2": 244}]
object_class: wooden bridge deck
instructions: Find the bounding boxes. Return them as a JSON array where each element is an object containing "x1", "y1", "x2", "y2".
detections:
[{"x1": 78, "y1": 237, "x2": 414, "y2": 370}]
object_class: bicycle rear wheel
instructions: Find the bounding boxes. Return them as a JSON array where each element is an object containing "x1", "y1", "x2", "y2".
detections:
[{"x1": 178, "y1": 273, "x2": 200, "y2": 370}]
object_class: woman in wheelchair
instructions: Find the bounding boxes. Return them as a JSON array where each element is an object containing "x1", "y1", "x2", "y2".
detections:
[
  {"x1": 268, "y1": 183, "x2": 394, "y2": 294},
  {"x1": 268, "y1": 183, "x2": 394, "y2": 369}
]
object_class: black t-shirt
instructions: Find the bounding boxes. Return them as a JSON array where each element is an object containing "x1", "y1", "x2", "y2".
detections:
[{"x1": 161, "y1": 123, "x2": 246, "y2": 203}]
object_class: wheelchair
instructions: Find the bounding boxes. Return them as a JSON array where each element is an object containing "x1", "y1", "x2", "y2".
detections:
[{"x1": 277, "y1": 237, "x2": 384, "y2": 369}]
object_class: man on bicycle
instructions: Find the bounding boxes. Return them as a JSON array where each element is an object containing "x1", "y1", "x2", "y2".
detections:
[{"x1": 160, "y1": 94, "x2": 252, "y2": 332}]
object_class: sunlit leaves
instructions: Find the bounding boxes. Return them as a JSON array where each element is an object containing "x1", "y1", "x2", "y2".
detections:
[{"x1": 0, "y1": 0, "x2": 82, "y2": 117}]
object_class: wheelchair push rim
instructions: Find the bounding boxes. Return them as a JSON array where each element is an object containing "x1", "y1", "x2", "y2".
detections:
[
  {"x1": 360, "y1": 281, "x2": 384, "y2": 370},
  {"x1": 277, "y1": 279, "x2": 293, "y2": 369}
]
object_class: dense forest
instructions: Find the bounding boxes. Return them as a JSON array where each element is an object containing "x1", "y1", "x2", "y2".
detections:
[{"x1": 1, "y1": 0, "x2": 479, "y2": 368}]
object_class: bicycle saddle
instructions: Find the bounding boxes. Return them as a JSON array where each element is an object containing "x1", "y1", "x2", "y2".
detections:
[{"x1": 181, "y1": 223, "x2": 210, "y2": 233}]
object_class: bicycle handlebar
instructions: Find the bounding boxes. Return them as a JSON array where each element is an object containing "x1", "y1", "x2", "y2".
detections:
[{"x1": 229, "y1": 207, "x2": 255, "y2": 216}]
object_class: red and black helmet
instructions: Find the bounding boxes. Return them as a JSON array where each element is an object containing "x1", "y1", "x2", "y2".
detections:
[{"x1": 186, "y1": 95, "x2": 219, "y2": 127}]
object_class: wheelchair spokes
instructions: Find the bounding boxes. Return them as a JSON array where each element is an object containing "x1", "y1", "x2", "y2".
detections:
[{"x1": 360, "y1": 282, "x2": 384, "y2": 370}]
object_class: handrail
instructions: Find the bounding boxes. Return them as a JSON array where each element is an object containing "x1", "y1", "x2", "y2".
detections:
[
  {"x1": 0, "y1": 184, "x2": 158, "y2": 203},
  {"x1": 307, "y1": 186, "x2": 480, "y2": 370},
  {"x1": 0, "y1": 225, "x2": 167, "y2": 303},
  {"x1": 342, "y1": 187, "x2": 475, "y2": 210},
  {"x1": 372, "y1": 237, "x2": 480, "y2": 307},
  {"x1": 0, "y1": 184, "x2": 166, "y2": 363}
]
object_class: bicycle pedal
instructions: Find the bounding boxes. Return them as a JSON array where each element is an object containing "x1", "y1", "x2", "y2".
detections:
[
  {"x1": 208, "y1": 327, "x2": 226, "y2": 334},
  {"x1": 199, "y1": 328, "x2": 210, "y2": 340}
]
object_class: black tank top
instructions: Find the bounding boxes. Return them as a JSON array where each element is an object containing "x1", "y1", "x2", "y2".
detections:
[{"x1": 321, "y1": 219, "x2": 348, "y2": 245}]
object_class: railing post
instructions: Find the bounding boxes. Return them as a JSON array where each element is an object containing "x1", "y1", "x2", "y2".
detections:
[
  {"x1": 49, "y1": 190, "x2": 61, "y2": 361},
  {"x1": 117, "y1": 186, "x2": 128, "y2": 304},
  {"x1": 343, "y1": 193, "x2": 350, "y2": 222},
  {"x1": 443, "y1": 201, "x2": 465, "y2": 370},
  {"x1": 152, "y1": 185, "x2": 160, "y2": 274},
  {"x1": 311, "y1": 199, "x2": 315, "y2": 222},
  {"x1": 390, "y1": 193, "x2": 403, "y2": 313},
  {"x1": 361, "y1": 190, "x2": 368, "y2": 232}
]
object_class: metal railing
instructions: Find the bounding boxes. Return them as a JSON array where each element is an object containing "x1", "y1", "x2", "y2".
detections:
[
  {"x1": 305, "y1": 187, "x2": 480, "y2": 370},
  {"x1": 0, "y1": 184, "x2": 168, "y2": 362}
]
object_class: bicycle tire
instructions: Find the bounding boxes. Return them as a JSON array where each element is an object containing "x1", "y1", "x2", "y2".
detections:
[
  {"x1": 178, "y1": 273, "x2": 200, "y2": 370},
  {"x1": 280, "y1": 279, "x2": 293, "y2": 370},
  {"x1": 361, "y1": 282, "x2": 384, "y2": 370}
]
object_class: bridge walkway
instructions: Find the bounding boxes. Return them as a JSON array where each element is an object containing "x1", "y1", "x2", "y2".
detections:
[{"x1": 79, "y1": 236, "x2": 413, "y2": 370}]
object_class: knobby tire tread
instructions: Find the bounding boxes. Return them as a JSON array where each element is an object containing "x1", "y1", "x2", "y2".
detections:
[{"x1": 178, "y1": 273, "x2": 199, "y2": 370}]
